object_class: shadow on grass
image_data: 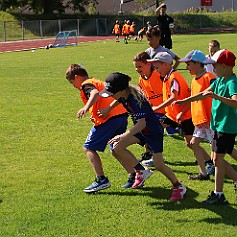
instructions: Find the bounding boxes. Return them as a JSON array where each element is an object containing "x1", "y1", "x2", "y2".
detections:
[
  {"x1": 98, "y1": 186, "x2": 237, "y2": 226},
  {"x1": 148, "y1": 187, "x2": 237, "y2": 226},
  {"x1": 165, "y1": 160, "x2": 197, "y2": 167}
]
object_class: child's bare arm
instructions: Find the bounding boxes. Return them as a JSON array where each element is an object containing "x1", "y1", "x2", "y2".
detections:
[
  {"x1": 77, "y1": 89, "x2": 99, "y2": 119},
  {"x1": 173, "y1": 86, "x2": 212, "y2": 106},
  {"x1": 205, "y1": 92, "x2": 237, "y2": 109},
  {"x1": 173, "y1": 56, "x2": 180, "y2": 70},
  {"x1": 97, "y1": 100, "x2": 120, "y2": 118},
  {"x1": 153, "y1": 89, "x2": 178, "y2": 112}
]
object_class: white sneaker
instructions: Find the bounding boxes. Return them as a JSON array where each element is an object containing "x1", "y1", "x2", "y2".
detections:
[
  {"x1": 142, "y1": 158, "x2": 154, "y2": 167},
  {"x1": 142, "y1": 157, "x2": 166, "y2": 167}
]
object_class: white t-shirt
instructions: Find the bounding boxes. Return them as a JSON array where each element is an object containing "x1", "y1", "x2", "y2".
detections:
[
  {"x1": 146, "y1": 45, "x2": 177, "y2": 59},
  {"x1": 205, "y1": 54, "x2": 217, "y2": 77}
]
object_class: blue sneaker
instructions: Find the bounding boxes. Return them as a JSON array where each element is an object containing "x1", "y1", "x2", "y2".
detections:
[
  {"x1": 206, "y1": 162, "x2": 215, "y2": 175},
  {"x1": 83, "y1": 177, "x2": 111, "y2": 193},
  {"x1": 202, "y1": 191, "x2": 229, "y2": 205},
  {"x1": 122, "y1": 177, "x2": 135, "y2": 188}
]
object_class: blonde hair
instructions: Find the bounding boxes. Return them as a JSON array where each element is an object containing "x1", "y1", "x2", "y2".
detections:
[{"x1": 128, "y1": 85, "x2": 146, "y2": 108}]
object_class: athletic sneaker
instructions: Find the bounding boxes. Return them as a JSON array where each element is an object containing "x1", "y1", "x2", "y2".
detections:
[
  {"x1": 206, "y1": 162, "x2": 215, "y2": 175},
  {"x1": 122, "y1": 177, "x2": 135, "y2": 188},
  {"x1": 142, "y1": 158, "x2": 154, "y2": 167},
  {"x1": 132, "y1": 168, "x2": 153, "y2": 189},
  {"x1": 188, "y1": 173, "x2": 210, "y2": 180},
  {"x1": 202, "y1": 191, "x2": 229, "y2": 205},
  {"x1": 83, "y1": 177, "x2": 111, "y2": 193},
  {"x1": 170, "y1": 182, "x2": 186, "y2": 201},
  {"x1": 138, "y1": 152, "x2": 152, "y2": 163}
]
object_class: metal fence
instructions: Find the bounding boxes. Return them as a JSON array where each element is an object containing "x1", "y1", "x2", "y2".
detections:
[{"x1": 0, "y1": 15, "x2": 236, "y2": 42}]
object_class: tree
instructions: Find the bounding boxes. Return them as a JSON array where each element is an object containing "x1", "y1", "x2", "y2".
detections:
[
  {"x1": 65, "y1": 0, "x2": 98, "y2": 13},
  {"x1": 0, "y1": 0, "x2": 98, "y2": 14}
]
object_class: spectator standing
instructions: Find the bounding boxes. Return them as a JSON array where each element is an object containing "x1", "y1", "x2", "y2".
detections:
[{"x1": 155, "y1": 3, "x2": 174, "y2": 49}]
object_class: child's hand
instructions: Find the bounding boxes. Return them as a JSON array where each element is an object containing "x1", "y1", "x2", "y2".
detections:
[
  {"x1": 77, "y1": 107, "x2": 87, "y2": 119},
  {"x1": 176, "y1": 112, "x2": 183, "y2": 124},
  {"x1": 108, "y1": 133, "x2": 128, "y2": 144},
  {"x1": 108, "y1": 134, "x2": 122, "y2": 145},
  {"x1": 97, "y1": 107, "x2": 110, "y2": 118},
  {"x1": 202, "y1": 91, "x2": 214, "y2": 98}
]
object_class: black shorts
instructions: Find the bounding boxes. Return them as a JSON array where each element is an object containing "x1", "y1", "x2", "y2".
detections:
[
  {"x1": 212, "y1": 131, "x2": 236, "y2": 154},
  {"x1": 160, "y1": 115, "x2": 194, "y2": 136}
]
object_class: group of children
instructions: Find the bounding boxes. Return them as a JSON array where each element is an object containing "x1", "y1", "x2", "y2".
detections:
[
  {"x1": 112, "y1": 20, "x2": 153, "y2": 43},
  {"x1": 65, "y1": 26, "x2": 237, "y2": 205}
]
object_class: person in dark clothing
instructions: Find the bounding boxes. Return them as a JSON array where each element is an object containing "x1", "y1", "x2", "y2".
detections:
[{"x1": 155, "y1": 3, "x2": 174, "y2": 49}]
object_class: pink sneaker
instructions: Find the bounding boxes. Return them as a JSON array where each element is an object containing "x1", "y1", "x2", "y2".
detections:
[
  {"x1": 132, "y1": 168, "x2": 153, "y2": 189},
  {"x1": 170, "y1": 182, "x2": 186, "y2": 201}
]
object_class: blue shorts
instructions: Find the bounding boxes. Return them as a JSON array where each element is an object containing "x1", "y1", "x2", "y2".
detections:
[
  {"x1": 135, "y1": 123, "x2": 164, "y2": 153},
  {"x1": 84, "y1": 115, "x2": 128, "y2": 152}
]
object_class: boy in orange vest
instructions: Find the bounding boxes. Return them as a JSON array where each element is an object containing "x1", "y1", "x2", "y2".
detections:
[
  {"x1": 66, "y1": 64, "x2": 141, "y2": 192},
  {"x1": 178, "y1": 50, "x2": 216, "y2": 180},
  {"x1": 122, "y1": 20, "x2": 130, "y2": 44},
  {"x1": 133, "y1": 51, "x2": 165, "y2": 162},
  {"x1": 147, "y1": 52, "x2": 195, "y2": 160},
  {"x1": 112, "y1": 20, "x2": 121, "y2": 42}
]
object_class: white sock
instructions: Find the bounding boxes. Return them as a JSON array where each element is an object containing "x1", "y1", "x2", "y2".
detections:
[{"x1": 214, "y1": 191, "x2": 224, "y2": 197}]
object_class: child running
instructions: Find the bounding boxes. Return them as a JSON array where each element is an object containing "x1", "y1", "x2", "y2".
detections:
[
  {"x1": 122, "y1": 20, "x2": 130, "y2": 44},
  {"x1": 175, "y1": 50, "x2": 237, "y2": 205},
  {"x1": 147, "y1": 52, "x2": 196, "y2": 165},
  {"x1": 137, "y1": 27, "x2": 146, "y2": 42},
  {"x1": 66, "y1": 64, "x2": 138, "y2": 193},
  {"x1": 133, "y1": 51, "x2": 165, "y2": 163},
  {"x1": 145, "y1": 26, "x2": 180, "y2": 70},
  {"x1": 112, "y1": 20, "x2": 121, "y2": 42},
  {"x1": 178, "y1": 50, "x2": 216, "y2": 180},
  {"x1": 99, "y1": 72, "x2": 186, "y2": 201}
]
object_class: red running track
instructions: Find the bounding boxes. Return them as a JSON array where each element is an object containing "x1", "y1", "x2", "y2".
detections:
[{"x1": 0, "y1": 36, "x2": 115, "y2": 53}]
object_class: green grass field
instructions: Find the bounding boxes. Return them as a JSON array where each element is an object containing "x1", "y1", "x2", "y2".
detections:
[{"x1": 1, "y1": 33, "x2": 237, "y2": 237}]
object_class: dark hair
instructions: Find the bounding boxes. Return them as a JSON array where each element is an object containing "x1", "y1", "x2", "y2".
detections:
[
  {"x1": 133, "y1": 52, "x2": 150, "y2": 63},
  {"x1": 161, "y1": 4, "x2": 167, "y2": 8},
  {"x1": 146, "y1": 26, "x2": 161, "y2": 38},
  {"x1": 66, "y1": 64, "x2": 88, "y2": 80},
  {"x1": 209, "y1": 40, "x2": 220, "y2": 48}
]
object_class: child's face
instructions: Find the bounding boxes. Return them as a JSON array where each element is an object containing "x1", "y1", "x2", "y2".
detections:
[
  {"x1": 208, "y1": 44, "x2": 219, "y2": 56},
  {"x1": 153, "y1": 61, "x2": 167, "y2": 76},
  {"x1": 213, "y1": 63, "x2": 225, "y2": 77},
  {"x1": 147, "y1": 35, "x2": 160, "y2": 49},
  {"x1": 185, "y1": 61, "x2": 199, "y2": 75},
  {"x1": 68, "y1": 75, "x2": 84, "y2": 89},
  {"x1": 133, "y1": 61, "x2": 151, "y2": 78}
]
